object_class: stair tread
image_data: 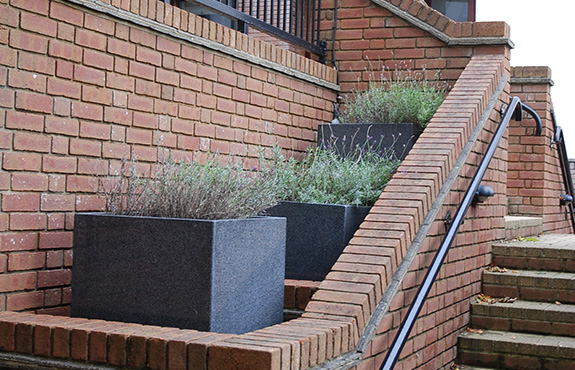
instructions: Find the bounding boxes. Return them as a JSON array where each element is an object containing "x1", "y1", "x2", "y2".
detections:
[
  {"x1": 492, "y1": 234, "x2": 575, "y2": 257},
  {"x1": 459, "y1": 329, "x2": 575, "y2": 358}
]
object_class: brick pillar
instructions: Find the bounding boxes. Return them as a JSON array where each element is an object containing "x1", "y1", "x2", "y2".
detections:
[{"x1": 508, "y1": 67, "x2": 572, "y2": 233}]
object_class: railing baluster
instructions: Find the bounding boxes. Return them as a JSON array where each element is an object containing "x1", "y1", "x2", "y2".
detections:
[
  {"x1": 294, "y1": 0, "x2": 299, "y2": 37},
  {"x1": 315, "y1": 0, "x2": 321, "y2": 43},
  {"x1": 306, "y1": 0, "x2": 311, "y2": 41},
  {"x1": 283, "y1": 0, "x2": 288, "y2": 31}
]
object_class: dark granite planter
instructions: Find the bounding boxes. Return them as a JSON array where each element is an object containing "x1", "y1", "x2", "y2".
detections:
[
  {"x1": 317, "y1": 122, "x2": 420, "y2": 160},
  {"x1": 265, "y1": 201, "x2": 370, "y2": 281},
  {"x1": 71, "y1": 213, "x2": 286, "y2": 334}
]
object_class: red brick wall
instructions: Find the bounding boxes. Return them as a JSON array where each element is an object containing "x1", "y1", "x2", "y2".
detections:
[
  {"x1": 319, "y1": 0, "x2": 511, "y2": 95},
  {"x1": 0, "y1": 0, "x2": 337, "y2": 314},
  {"x1": 508, "y1": 66, "x2": 573, "y2": 234}
]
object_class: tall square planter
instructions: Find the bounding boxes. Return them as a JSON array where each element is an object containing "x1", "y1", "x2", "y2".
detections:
[
  {"x1": 317, "y1": 122, "x2": 420, "y2": 160},
  {"x1": 265, "y1": 201, "x2": 370, "y2": 281},
  {"x1": 71, "y1": 213, "x2": 286, "y2": 334}
]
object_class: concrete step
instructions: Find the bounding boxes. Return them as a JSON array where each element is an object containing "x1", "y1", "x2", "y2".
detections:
[
  {"x1": 470, "y1": 299, "x2": 575, "y2": 337},
  {"x1": 492, "y1": 234, "x2": 575, "y2": 273},
  {"x1": 482, "y1": 269, "x2": 575, "y2": 304},
  {"x1": 458, "y1": 329, "x2": 575, "y2": 370},
  {"x1": 504, "y1": 216, "x2": 543, "y2": 240}
]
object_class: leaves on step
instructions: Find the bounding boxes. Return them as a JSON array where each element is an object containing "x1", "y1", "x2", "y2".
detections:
[
  {"x1": 486, "y1": 265, "x2": 508, "y2": 273},
  {"x1": 510, "y1": 236, "x2": 540, "y2": 242},
  {"x1": 449, "y1": 362, "x2": 472, "y2": 370},
  {"x1": 475, "y1": 293, "x2": 517, "y2": 304},
  {"x1": 466, "y1": 327, "x2": 483, "y2": 334}
]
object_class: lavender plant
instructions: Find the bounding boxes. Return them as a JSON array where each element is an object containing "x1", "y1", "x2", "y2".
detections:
[
  {"x1": 265, "y1": 146, "x2": 399, "y2": 207},
  {"x1": 339, "y1": 69, "x2": 447, "y2": 128},
  {"x1": 99, "y1": 155, "x2": 278, "y2": 220}
]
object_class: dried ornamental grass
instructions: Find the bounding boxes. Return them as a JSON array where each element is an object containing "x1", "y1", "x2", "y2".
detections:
[{"x1": 99, "y1": 155, "x2": 278, "y2": 220}]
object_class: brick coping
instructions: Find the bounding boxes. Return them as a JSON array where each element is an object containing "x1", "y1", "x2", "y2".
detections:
[{"x1": 374, "y1": 0, "x2": 512, "y2": 47}]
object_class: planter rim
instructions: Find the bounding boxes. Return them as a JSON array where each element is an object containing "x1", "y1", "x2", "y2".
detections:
[
  {"x1": 321, "y1": 122, "x2": 418, "y2": 125},
  {"x1": 276, "y1": 200, "x2": 372, "y2": 209},
  {"x1": 76, "y1": 212, "x2": 285, "y2": 223}
]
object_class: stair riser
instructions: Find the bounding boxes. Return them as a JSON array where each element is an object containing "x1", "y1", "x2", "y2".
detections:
[
  {"x1": 482, "y1": 284, "x2": 575, "y2": 304},
  {"x1": 492, "y1": 255, "x2": 575, "y2": 273},
  {"x1": 458, "y1": 349, "x2": 575, "y2": 370},
  {"x1": 470, "y1": 315, "x2": 575, "y2": 338}
]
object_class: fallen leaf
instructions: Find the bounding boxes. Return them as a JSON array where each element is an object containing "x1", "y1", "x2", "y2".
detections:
[
  {"x1": 466, "y1": 328, "x2": 484, "y2": 334},
  {"x1": 475, "y1": 293, "x2": 517, "y2": 304},
  {"x1": 486, "y1": 265, "x2": 508, "y2": 273}
]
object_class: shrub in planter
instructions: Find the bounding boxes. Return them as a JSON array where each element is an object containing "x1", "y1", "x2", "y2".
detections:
[
  {"x1": 72, "y1": 156, "x2": 285, "y2": 334},
  {"x1": 264, "y1": 147, "x2": 399, "y2": 281},
  {"x1": 318, "y1": 69, "x2": 447, "y2": 159}
]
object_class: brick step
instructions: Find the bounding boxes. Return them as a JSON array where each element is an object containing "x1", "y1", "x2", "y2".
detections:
[
  {"x1": 458, "y1": 329, "x2": 575, "y2": 369},
  {"x1": 470, "y1": 299, "x2": 575, "y2": 337},
  {"x1": 492, "y1": 234, "x2": 575, "y2": 273},
  {"x1": 482, "y1": 269, "x2": 575, "y2": 304},
  {"x1": 503, "y1": 216, "x2": 543, "y2": 240}
]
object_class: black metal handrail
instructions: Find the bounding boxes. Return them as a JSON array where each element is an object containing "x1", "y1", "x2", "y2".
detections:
[
  {"x1": 550, "y1": 111, "x2": 575, "y2": 232},
  {"x1": 171, "y1": 0, "x2": 327, "y2": 60},
  {"x1": 380, "y1": 97, "x2": 542, "y2": 370}
]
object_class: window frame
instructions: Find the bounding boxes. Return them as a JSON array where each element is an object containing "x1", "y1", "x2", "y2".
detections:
[{"x1": 425, "y1": 0, "x2": 475, "y2": 21}]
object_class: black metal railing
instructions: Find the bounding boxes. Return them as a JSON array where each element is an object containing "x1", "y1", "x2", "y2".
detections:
[
  {"x1": 380, "y1": 97, "x2": 543, "y2": 370},
  {"x1": 550, "y1": 111, "x2": 575, "y2": 232},
  {"x1": 169, "y1": 0, "x2": 327, "y2": 61}
]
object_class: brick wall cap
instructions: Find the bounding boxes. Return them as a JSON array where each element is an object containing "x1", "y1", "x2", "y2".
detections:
[
  {"x1": 373, "y1": 0, "x2": 514, "y2": 48},
  {"x1": 510, "y1": 66, "x2": 554, "y2": 85},
  {"x1": 65, "y1": 0, "x2": 339, "y2": 91}
]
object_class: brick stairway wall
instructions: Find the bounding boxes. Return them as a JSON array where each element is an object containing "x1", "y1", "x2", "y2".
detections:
[
  {"x1": 508, "y1": 66, "x2": 573, "y2": 234},
  {"x1": 0, "y1": 0, "x2": 338, "y2": 315},
  {"x1": 339, "y1": 53, "x2": 510, "y2": 370}
]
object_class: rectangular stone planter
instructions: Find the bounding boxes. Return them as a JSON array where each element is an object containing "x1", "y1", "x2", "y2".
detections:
[
  {"x1": 317, "y1": 122, "x2": 420, "y2": 160},
  {"x1": 71, "y1": 213, "x2": 286, "y2": 334},
  {"x1": 265, "y1": 201, "x2": 370, "y2": 281}
]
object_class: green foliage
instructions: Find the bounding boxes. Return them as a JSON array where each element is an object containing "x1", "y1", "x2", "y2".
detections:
[
  {"x1": 100, "y1": 155, "x2": 278, "y2": 220},
  {"x1": 265, "y1": 146, "x2": 399, "y2": 207},
  {"x1": 340, "y1": 70, "x2": 447, "y2": 128}
]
